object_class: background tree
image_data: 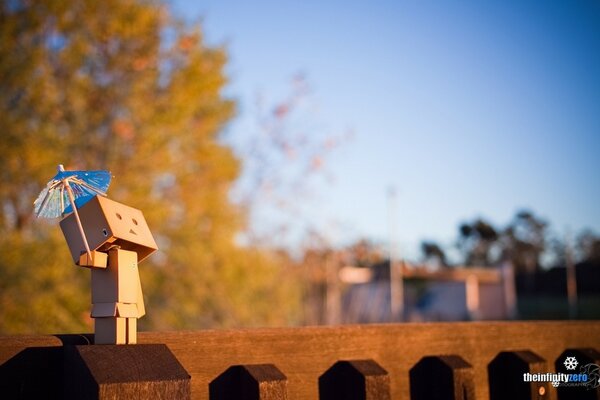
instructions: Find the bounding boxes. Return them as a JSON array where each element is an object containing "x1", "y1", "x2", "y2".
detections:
[
  {"x1": 576, "y1": 229, "x2": 600, "y2": 263},
  {"x1": 502, "y1": 210, "x2": 547, "y2": 274},
  {"x1": 342, "y1": 239, "x2": 384, "y2": 268},
  {"x1": 0, "y1": 0, "x2": 300, "y2": 334},
  {"x1": 455, "y1": 211, "x2": 550, "y2": 270},
  {"x1": 421, "y1": 241, "x2": 447, "y2": 268},
  {"x1": 231, "y1": 74, "x2": 350, "y2": 248},
  {"x1": 457, "y1": 218, "x2": 499, "y2": 266}
]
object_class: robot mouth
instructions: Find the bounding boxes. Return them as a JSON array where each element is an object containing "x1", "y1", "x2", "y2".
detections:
[{"x1": 129, "y1": 229, "x2": 137, "y2": 235}]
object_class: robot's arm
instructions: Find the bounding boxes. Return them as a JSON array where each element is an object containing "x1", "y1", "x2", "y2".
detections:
[{"x1": 78, "y1": 250, "x2": 108, "y2": 269}]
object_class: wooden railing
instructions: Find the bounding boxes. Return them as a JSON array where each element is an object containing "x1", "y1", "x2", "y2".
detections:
[{"x1": 1, "y1": 321, "x2": 599, "y2": 399}]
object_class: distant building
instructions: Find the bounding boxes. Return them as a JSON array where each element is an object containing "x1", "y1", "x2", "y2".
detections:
[{"x1": 340, "y1": 261, "x2": 517, "y2": 323}]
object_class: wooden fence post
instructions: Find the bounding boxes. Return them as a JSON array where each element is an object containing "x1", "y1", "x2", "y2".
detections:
[
  {"x1": 209, "y1": 364, "x2": 287, "y2": 400},
  {"x1": 554, "y1": 348, "x2": 600, "y2": 400},
  {"x1": 0, "y1": 346, "x2": 62, "y2": 399},
  {"x1": 319, "y1": 359, "x2": 390, "y2": 400},
  {"x1": 488, "y1": 350, "x2": 552, "y2": 400},
  {"x1": 409, "y1": 355, "x2": 475, "y2": 400},
  {"x1": 63, "y1": 344, "x2": 190, "y2": 400}
]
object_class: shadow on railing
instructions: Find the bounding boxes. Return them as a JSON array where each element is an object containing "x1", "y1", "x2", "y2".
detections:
[{"x1": 1, "y1": 321, "x2": 599, "y2": 399}]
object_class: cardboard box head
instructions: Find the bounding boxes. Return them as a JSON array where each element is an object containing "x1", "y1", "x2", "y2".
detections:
[{"x1": 60, "y1": 196, "x2": 158, "y2": 264}]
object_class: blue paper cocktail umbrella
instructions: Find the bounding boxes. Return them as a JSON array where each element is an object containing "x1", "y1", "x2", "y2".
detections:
[{"x1": 34, "y1": 164, "x2": 112, "y2": 258}]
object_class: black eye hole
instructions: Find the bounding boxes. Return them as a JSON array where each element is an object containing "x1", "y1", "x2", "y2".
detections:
[
  {"x1": 132, "y1": 218, "x2": 138, "y2": 225},
  {"x1": 116, "y1": 213, "x2": 122, "y2": 220}
]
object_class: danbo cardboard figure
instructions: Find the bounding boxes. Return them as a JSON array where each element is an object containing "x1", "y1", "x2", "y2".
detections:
[
  {"x1": 60, "y1": 196, "x2": 157, "y2": 344},
  {"x1": 34, "y1": 165, "x2": 157, "y2": 345}
]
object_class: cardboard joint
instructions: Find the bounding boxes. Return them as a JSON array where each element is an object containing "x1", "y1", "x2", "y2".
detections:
[{"x1": 78, "y1": 250, "x2": 108, "y2": 269}]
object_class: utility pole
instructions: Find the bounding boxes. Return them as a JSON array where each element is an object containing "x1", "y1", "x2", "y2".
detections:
[
  {"x1": 325, "y1": 251, "x2": 341, "y2": 325},
  {"x1": 388, "y1": 187, "x2": 404, "y2": 322},
  {"x1": 565, "y1": 231, "x2": 578, "y2": 319}
]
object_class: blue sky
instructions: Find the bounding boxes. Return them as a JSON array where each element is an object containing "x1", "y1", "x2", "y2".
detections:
[{"x1": 173, "y1": 0, "x2": 600, "y2": 259}]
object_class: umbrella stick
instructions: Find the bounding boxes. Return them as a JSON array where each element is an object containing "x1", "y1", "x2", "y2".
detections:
[{"x1": 63, "y1": 181, "x2": 93, "y2": 259}]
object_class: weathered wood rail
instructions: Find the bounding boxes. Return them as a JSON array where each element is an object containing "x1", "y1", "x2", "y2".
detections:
[{"x1": 1, "y1": 321, "x2": 599, "y2": 399}]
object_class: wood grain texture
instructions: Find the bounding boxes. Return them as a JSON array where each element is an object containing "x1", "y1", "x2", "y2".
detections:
[
  {"x1": 488, "y1": 350, "x2": 551, "y2": 400},
  {"x1": 319, "y1": 359, "x2": 390, "y2": 400},
  {"x1": 64, "y1": 344, "x2": 190, "y2": 400},
  {"x1": 209, "y1": 364, "x2": 287, "y2": 400},
  {"x1": 1, "y1": 321, "x2": 600, "y2": 399},
  {"x1": 410, "y1": 355, "x2": 475, "y2": 400},
  {"x1": 0, "y1": 345, "x2": 63, "y2": 399}
]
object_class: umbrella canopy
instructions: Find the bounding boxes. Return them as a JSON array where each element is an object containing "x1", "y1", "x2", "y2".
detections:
[
  {"x1": 34, "y1": 164, "x2": 112, "y2": 259},
  {"x1": 34, "y1": 165, "x2": 111, "y2": 218}
]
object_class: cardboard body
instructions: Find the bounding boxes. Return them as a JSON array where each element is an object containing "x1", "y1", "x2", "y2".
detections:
[
  {"x1": 91, "y1": 249, "x2": 145, "y2": 318},
  {"x1": 90, "y1": 248, "x2": 144, "y2": 344},
  {"x1": 60, "y1": 195, "x2": 157, "y2": 264},
  {"x1": 59, "y1": 195, "x2": 156, "y2": 345}
]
